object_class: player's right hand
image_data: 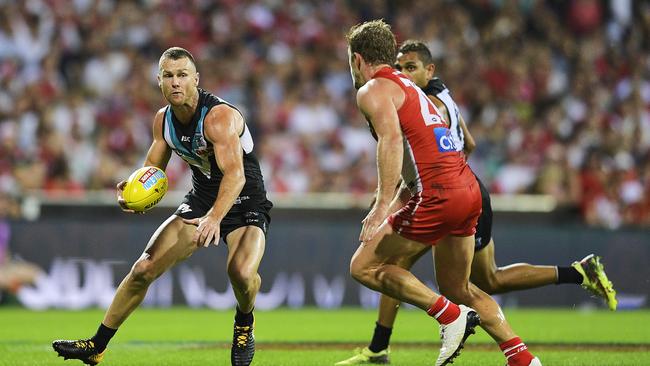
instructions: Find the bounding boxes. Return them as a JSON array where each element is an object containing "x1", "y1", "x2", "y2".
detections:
[
  {"x1": 116, "y1": 180, "x2": 143, "y2": 214},
  {"x1": 359, "y1": 204, "x2": 388, "y2": 243}
]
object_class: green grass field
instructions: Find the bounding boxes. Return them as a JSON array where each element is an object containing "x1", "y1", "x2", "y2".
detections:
[{"x1": 1, "y1": 307, "x2": 648, "y2": 365}]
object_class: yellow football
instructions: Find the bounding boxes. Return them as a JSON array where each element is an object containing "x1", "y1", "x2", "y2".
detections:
[{"x1": 122, "y1": 166, "x2": 168, "y2": 212}]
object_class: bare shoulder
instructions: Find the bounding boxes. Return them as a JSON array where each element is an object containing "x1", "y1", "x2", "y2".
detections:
[
  {"x1": 205, "y1": 104, "x2": 242, "y2": 125},
  {"x1": 152, "y1": 107, "x2": 166, "y2": 128},
  {"x1": 204, "y1": 104, "x2": 243, "y2": 142},
  {"x1": 154, "y1": 107, "x2": 166, "y2": 120},
  {"x1": 358, "y1": 78, "x2": 404, "y2": 111}
]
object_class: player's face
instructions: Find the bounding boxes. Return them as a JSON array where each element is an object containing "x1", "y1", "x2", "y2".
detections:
[
  {"x1": 395, "y1": 51, "x2": 433, "y2": 89},
  {"x1": 348, "y1": 48, "x2": 365, "y2": 90},
  {"x1": 158, "y1": 57, "x2": 199, "y2": 106}
]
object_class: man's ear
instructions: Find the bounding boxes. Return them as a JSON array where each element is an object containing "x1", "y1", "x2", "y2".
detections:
[
  {"x1": 157, "y1": 74, "x2": 162, "y2": 88},
  {"x1": 195, "y1": 72, "x2": 200, "y2": 86},
  {"x1": 354, "y1": 52, "x2": 364, "y2": 70},
  {"x1": 426, "y1": 63, "x2": 436, "y2": 80}
]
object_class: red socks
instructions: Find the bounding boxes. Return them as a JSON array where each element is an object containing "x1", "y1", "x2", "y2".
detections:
[
  {"x1": 427, "y1": 296, "x2": 461, "y2": 325},
  {"x1": 500, "y1": 337, "x2": 535, "y2": 366}
]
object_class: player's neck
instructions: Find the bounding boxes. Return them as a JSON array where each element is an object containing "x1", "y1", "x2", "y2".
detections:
[
  {"x1": 364, "y1": 63, "x2": 392, "y2": 81},
  {"x1": 171, "y1": 89, "x2": 199, "y2": 124}
]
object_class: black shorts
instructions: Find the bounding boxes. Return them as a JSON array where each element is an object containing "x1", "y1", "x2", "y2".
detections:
[
  {"x1": 174, "y1": 191, "x2": 272, "y2": 240},
  {"x1": 474, "y1": 177, "x2": 493, "y2": 252}
]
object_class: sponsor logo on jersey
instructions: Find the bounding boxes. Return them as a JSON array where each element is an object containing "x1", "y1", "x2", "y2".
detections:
[
  {"x1": 434, "y1": 127, "x2": 457, "y2": 152},
  {"x1": 181, "y1": 136, "x2": 191, "y2": 142}
]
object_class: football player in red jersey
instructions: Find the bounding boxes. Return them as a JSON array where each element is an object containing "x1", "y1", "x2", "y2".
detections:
[
  {"x1": 337, "y1": 40, "x2": 616, "y2": 366},
  {"x1": 345, "y1": 21, "x2": 541, "y2": 366}
]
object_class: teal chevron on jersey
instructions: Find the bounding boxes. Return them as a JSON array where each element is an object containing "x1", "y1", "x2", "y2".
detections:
[{"x1": 164, "y1": 105, "x2": 211, "y2": 177}]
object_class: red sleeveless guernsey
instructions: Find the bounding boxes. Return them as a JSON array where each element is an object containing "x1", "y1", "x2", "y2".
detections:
[
  {"x1": 372, "y1": 67, "x2": 475, "y2": 191},
  {"x1": 372, "y1": 67, "x2": 481, "y2": 245}
]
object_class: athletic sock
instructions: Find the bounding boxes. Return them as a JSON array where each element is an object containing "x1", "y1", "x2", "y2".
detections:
[
  {"x1": 500, "y1": 337, "x2": 535, "y2": 366},
  {"x1": 90, "y1": 323, "x2": 117, "y2": 353},
  {"x1": 556, "y1": 266, "x2": 583, "y2": 284},
  {"x1": 368, "y1": 322, "x2": 392, "y2": 353},
  {"x1": 426, "y1": 296, "x2": 460, "y2": 325},
  {"x1": 235, "y1": 306, "x2": 254, "y2": 326}
]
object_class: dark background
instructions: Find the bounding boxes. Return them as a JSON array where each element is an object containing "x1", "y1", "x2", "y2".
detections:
[{"x1": 6, "y1": 204, "x2": 648, "y2": 309}]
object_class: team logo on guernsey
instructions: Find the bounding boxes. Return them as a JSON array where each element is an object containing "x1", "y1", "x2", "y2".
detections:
[
  {"x1": 434, "y1": 127, "x2": 457, "y2": 152},
  {"x1": 193, "y1": 133, "x2": 212, "y2": 156}
]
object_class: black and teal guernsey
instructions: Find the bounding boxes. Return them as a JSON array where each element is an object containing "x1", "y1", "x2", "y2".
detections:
[{"x1": 164, "y1": 88, "x2": 272, "y2": 237}]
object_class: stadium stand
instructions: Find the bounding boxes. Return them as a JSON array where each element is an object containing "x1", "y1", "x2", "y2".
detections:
[{"x1": 0, "y1": 0, "x2": 648, "y2": 228}]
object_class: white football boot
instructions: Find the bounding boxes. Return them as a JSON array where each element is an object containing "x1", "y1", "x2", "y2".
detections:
[{"x1": 434, "y1": 305, "x2": 480, "y2": 366}]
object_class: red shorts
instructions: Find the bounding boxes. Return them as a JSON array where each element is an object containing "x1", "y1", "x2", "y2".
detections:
[{"x1": 387, "y1": 180, "x2": 482, "y2": 245}]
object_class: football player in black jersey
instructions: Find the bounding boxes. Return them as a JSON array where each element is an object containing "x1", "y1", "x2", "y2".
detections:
[
  {"x1": 53, "y1": 47, "x2": 271, "y2": 366},
  {"x1": 336, "y1": 40, "x2": 617, "y2": 366}
]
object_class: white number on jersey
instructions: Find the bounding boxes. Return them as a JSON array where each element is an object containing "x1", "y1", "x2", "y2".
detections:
[{"x1": 394, "y1": 72, "x2": 443, "y2": 126}]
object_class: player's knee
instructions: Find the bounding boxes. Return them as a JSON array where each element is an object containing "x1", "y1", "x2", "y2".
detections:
[
  {"x1": 227, "y1": 264, "x2": 257, "y2": 288},
  {"x1": 131, "y1": 259, "x2": 157, "y2": 285},
  {"x1": 349, "y1": 257, "x2": 371, "y2": 284}
]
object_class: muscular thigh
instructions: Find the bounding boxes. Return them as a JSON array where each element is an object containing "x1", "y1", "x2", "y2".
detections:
[
  {"x1": 434, "y1": 235, "x2": 475, "y2": 294},
  {"x1": 138, "y1": 215, "x2": 198, "y2": 273},
  {"x1": 225, "y1": 226, "x2": 266, "y2": 273},
  {"x1": 353, "y1": 221, "x2": 431, "y2": 269}
]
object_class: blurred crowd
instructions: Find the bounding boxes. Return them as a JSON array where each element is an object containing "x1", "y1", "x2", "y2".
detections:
[{"x1": 0, "y1": 0, "x2": 649, "y2": 228}]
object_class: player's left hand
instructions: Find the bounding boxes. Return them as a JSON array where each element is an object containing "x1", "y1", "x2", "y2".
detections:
[
  {"x1": 115, "y1": 180, "x2": 145, "y2": 214},
  {"x1": 182, "y1": 215, "x2": 221, "y2": 247},
  {"x1": 360, "y1": 204, "x2": 388, "y2": 243}
]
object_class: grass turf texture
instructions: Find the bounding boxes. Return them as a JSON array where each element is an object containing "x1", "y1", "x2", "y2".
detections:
[{"x1": 1, "y1": 307, "x2": 648, "y2": 365}]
